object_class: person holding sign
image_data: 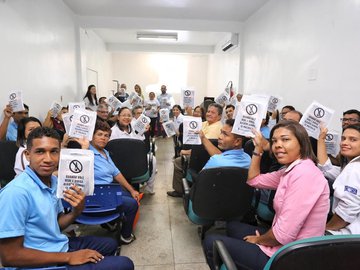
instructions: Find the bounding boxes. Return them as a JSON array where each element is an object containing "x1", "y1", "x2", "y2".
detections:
[
  {"x1": 0, "y1": 127, "x2": 134, "y2": 270},
  {"x1": 203, "y1": 121, "x2": 329, "y2": 270},
  {"x1": 144, "y1": 92, "x2": 160, "y2": 138},
  {"x1": 14, "y1": 117, "x2": 42, "y2": 176},
  {"x1": 83, "y1": 85, "x2": 99, "y2": 111},
  {"x1": 90, "y1": 121, "x2": 139, "y2": 244},
  {"x1": 43, "y1": 106, "x2": 68, "y2": 139},
  {"x1": 318, "y1": 124, "x2": 360, "y2": 235},
  {"x1": 0, "y1": 103, "x2": 29, "y2": 141}
]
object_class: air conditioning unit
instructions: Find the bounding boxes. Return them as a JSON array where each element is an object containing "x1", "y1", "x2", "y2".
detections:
[{"x1": 222, "y1": 33, "x2": 239, "y2": 52}]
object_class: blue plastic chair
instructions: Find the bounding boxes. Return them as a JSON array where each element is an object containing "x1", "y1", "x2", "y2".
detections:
[{"x1": 0, "y1": 267, "x2": 66, "y2": 270}]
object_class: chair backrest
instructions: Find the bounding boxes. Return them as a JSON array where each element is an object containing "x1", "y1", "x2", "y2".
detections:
[
  {"x1": 106, "y1": 138, "x2": 148, "y2": 180},
  {"x1": 188, "y1": 139, "x2": 218, "y2": 173},
  {"x1": 191, "y1": 167, "x2": 253, "y2": 220},
  {"x1": 264, "y1": 235, "x2": 360, "y2": 270},
  {"x1": 0, "y1": 141, "x2": 18, "y2": 186}
]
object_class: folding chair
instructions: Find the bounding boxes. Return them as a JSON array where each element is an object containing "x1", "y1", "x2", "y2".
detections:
[
  {"x1": 0, "y1": 141, "x2": 18, "y2": 187},
  {"x1": 183, "y1": 167, "x2": 254, "y2": 237},
  {"x1": 105, "y1": 138, "x2": 153, "y2": 189},
  {"x1": 62, "y1": 184, "x2": 123, "y2": 242}
]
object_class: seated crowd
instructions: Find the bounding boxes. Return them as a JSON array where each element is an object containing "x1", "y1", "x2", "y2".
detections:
[{"x1": 0, "y1": 84, "x2": 360, "y2": 270}]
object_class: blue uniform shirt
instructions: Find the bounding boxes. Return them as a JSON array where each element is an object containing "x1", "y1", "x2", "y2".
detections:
[
  {"x1": 6, "y1": 121, "x2": 18, "y2": 141},
  {"x1": 203, "y1": 149, "x2": 251, "y2": 170},
  {"x1": 89, "y1": 144, "x2": 120, "y2": 184},
  {"x1": 0, "y1": 166, "x2": 69, "y2": 254}
]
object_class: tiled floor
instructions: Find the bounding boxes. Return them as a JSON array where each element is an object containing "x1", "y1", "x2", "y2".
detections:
[{"x1": 82, "y1": 137, "x2": 209, "y2": 269}]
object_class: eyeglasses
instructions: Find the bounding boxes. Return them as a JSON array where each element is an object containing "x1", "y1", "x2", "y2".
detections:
[
  {"x1": 340, "y1": 118, "x2": 360, "y2": 123},
  {"x1": 97, "y1": 111, "x2": 108, "y2": 114}
]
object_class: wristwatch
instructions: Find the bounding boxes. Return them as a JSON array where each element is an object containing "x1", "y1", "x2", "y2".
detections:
[{"x1": 253, "y1": 151, "x2": 263, "y2": 157}]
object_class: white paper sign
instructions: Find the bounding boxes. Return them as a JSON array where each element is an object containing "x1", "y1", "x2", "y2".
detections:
[
  {"x1": 62, "y1": 113, "x2": 72, "y2": 134},
  {"x1": 8, "y1": 91, "x2": 25, "y2": 112},
  {"x1": 129, "y1": 92, "x2": 143, "y2": 107},
  {"x1": 50, "y1": 101, "x2": 62, "y2": 118},
  {"x1": 68, "y1": 109, "x2": 97, "y2": 141},
  {"x1": 57, "y1": 149, "x2": 94, "y2": 198},
  {"x1": 132, "y1": 114, "x2": 151, "y2": 136},
  {"x1": 232, "y1": 96, "x2": 268, "y2": 137},
  {"x1": 267, "y1": 95, "x2": 282, "y2": 113},
  {"x1": 160, "y1": 97, "x2": 170, "y2": 108},
  {"x1": 215, "y1": 91, "x2": 230, "y2": 106},
  {"x1": 183, "y1": 116, "x2": 202, "y2": 145},
  {"x1": 325, "y1": 130, "x2": 341, "y2": 157},
  {"x1": 106, "y1": 95, "x2": 122, "y2": 111},
  {"x1": 121, "y1": 99, "x2": 132, "y2": 109},
  {"x1": 181, "y1": 89, "x2": 195, "y2": 108},
  {"x1": 299, "y1": 101, "x2": 335, "y2": 139},
  {"x1": 68, "y1": 102, "x2": 85, "y2": 115},
  {"x1": 163, "y1": 121, "x2": 177, "y2": 137},
  {"x1": 159, "y1": 108, "x2": 170, "y2": 122}
]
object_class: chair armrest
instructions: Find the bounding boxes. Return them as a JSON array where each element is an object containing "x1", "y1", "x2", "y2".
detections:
[
  {"x1": 181, "y1": 154, "x2": 189, "y2": 178},
  {"x1": 213, "y1": 240, "x2": 237, "y2": 270},
  {"x1": 151, "y1": 137, "x2": 156, "y2": 155},
  {"x1": 148, "y1": 152, "x2": 153, "y2": 176},
  {"x1": 182, "y1": 177, "x2": 190, "y2": 213}
]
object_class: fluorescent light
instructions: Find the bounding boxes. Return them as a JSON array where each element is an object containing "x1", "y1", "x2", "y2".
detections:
[{"x1": 136, "y1": 32, "x2": 178, "y2": 41}]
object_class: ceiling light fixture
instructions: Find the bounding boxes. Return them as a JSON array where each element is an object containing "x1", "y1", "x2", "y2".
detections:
[{"x1": 136, "y1": 32, "x2": 178, "y2": 41}]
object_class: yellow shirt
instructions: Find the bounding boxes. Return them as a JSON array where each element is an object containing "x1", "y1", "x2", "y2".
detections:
[{"x1": 201, "y1": 121, "x2": 222, "y2": 139}]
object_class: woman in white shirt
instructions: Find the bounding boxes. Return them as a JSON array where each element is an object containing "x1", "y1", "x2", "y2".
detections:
[
  {"x1": 14, "y1": 117, "x2": 42, "y2": 175},
  {"x1": 110, "y1": 107, "x2": 157, "y2": 194},
  {"x1": 83, "y1": 84, "x2": 98, "y2": 111},
  {"x1": 144, "y1": 92, "x2": 160, "y2": 138},
  {"x1": 318, "y1": 124, "x2": 360, "y2": 235}
]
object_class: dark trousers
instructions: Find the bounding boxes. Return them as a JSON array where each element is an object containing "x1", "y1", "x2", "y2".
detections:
[
  {"x1": 203, "y1": 222, "x2": 270, "y2": 270},
  {"x1": 149, "y1": 117, "x2": 157, "y2": 138},
  {"x1": 120, "y1": 190, "x2": 138, "y2": 238},
  {"x1": 66, "y1": 236, "x2": 134, "y2": 269}
]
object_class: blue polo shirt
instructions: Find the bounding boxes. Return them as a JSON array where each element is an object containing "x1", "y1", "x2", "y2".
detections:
[
  {"x1": 6, "y1": 121, "x2": 18, "y2": 141},
  {"x1": 0, "y1": 166, "x2": 68, "y2": 254},
  {"x1": 89, "y1": 144, "x2": 120, "y2": 184},
  {"x1": 203, "y1": 149, "x2": 251, "y2": 170}
]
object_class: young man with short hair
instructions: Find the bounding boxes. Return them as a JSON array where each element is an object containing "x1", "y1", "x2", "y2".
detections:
[{"x1": 0, "y1": 127, "x2": 134, "y2": 270}]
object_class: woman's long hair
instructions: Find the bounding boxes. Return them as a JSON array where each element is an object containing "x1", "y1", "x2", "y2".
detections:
[
  {"x1": 17, "y1": 117, "x2": 42, "y2": 147},
  {"x1": 83, "y1": 84, "x2": 98, "y2": 106}
]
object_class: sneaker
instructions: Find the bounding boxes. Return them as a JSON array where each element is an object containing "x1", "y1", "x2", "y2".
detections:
[
  {"x1": 167, "y1": 190, "x2": 182, "y2": 198},
  {"x1": 144, "y1": 187, "x2": 155, "y2": 195},
  {"x1": 120, "y1": 233, "x2": 136, "y2": 245}
]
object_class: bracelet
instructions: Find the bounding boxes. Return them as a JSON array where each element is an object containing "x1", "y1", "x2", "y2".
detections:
[{"x1": 253, "y1": 151, "x2": 263, "y2": 157}]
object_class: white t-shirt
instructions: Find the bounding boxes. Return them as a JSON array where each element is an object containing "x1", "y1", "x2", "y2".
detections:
[
  {"x1": 144, "y1": 99, "x2": 160, "y2": 118},
  {"x1": 14, "y1": 146, "x2": 28, "y2": 175}
]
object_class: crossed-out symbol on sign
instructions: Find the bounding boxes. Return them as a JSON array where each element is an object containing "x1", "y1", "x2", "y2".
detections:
[
  {"x1": 69, "y1": 160, "x2": 83, "y2": 174},
  {"x1": 80, "y1": 115, "x2": 90, "y2": 124},
  {"x1": 141, "y1": 117, "x2": 147, "y2": 123},
  {"x1": 109, "y1": 97, "x2": 114, "y2": 102},
  {"x1": 184, "y1": 90, "x2": 191, "y2": 96},
  {"x1": 189, "y1": 121, "x2": 198, "y2": 129},
  {"x1": 73, "y1": 105, "x2": 80, "y2": 109},
  {"x1": 314, "y1": 108, "x2": 325, "y2": 118},
  {"x1": 222, "y1": 96, "x2": 227, "y2": 101},
  {"x1": 70, "y1": 115, "x2": 73, "y2": 122},
  {"x1": 272, "y1": 98, "x2": 279, "y2": 104},
  {"x1": 246, "y1": 104, "x2": 258, "y2": 115},
  {"x1": 9, "y1": 93, "x2": 16, "y2": 100},
  {"x1": 326, "y1": 134, "x2": 334, "y2": 141}
]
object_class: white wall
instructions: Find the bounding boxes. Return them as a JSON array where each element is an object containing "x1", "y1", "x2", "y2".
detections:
[
  {"x1": 79, "y1": 29, "x2": 113, "y2": 99},
  {"x1": 0, "y1": 0, "x2": 79, "y2": 120},
  {"x1": 241, "y1": 0, "x2": 360, "y2": 130},
  {"x1": 112, "y1": 52, "x2": 208, "y2": 106}
]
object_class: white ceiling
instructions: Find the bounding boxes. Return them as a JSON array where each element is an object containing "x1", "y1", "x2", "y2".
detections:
[{"x1": 63, "y1": 0, "x2": 269, "y2": 53}]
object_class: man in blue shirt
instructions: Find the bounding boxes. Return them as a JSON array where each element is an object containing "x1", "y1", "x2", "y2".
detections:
[
  {"x1": 0, "y1": 127, "x2": 134, "y2": 270},
  {"x1": 0, "y1": 103, "x2": 29, "y2": 141},
  {"x1": 200, "y1": 118, "x2": 251, "y2": 170}
]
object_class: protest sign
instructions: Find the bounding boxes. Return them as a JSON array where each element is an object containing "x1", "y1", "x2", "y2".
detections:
[
  {"x1": 132, "y1": 114, "x2": 151, "y2": 136},
  {"x1": 106, "y1": 95, "x2": 122, "y2": 111},
  {"x1": 183, "y1": 116, "x2": 202, "y2": 145},
  {"x1": 181, "y1": 89, "x2": 195, "y2": 108},
  {"x1": 232, "y1": 95, "x2": 268, "y2": 137},
  {"x1": 162, "y1": 121, "x2": 176, "y2": 137},
  {"x1": 129, "y1": 92, "x2": 143, "y2": 107},
  {"x1": 325, "y1": 130, "x2": 340, "y2": 157},
  {"x1": 299, "y1": 101, "x2": 334, "y2": 139},
  {"x1": 62, "y1": 112, "x2": 72, "y2": 134},
  {"x1": 215, "y1": 91, "x2": 230, "y2": 106},
  {"x1": 68, "y1": 102, "x2": 85, "y2": 115},
  {"x1": 8, "y1": 91, "x2": 24, "y2": 112},
  {"x1": 57, "y1": 149, "x2": 94, "y2": 198},
  {"x1": 159, "y1": 108, "x2": 170, "y2": 122},
  {"x1": 68, "y1": 109, "x2": 97, "y2": 141},
  {"x1": 267, "y1": 95, "x2": 282, "y2": 113},
  {"x1": 50, "y1": 101, "x2": 62, "y2": 118},
  {"x1": 160, "y1": 96, "x2": 170, "y2": 108}
]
